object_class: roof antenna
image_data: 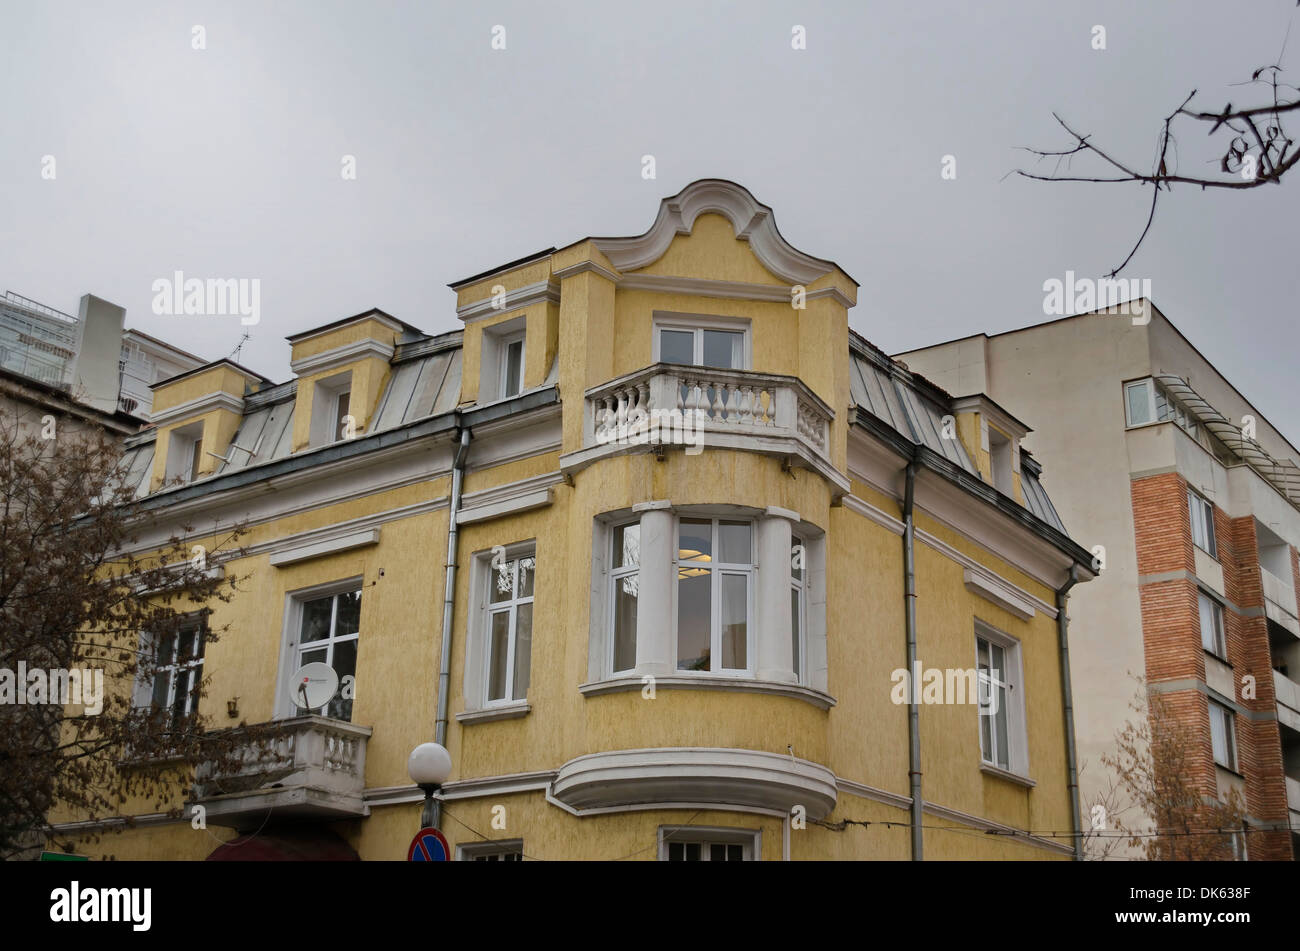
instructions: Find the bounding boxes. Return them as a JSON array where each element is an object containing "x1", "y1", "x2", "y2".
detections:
[{"x1": 229, "y1": 331, "x2": 251, "y2": 362}]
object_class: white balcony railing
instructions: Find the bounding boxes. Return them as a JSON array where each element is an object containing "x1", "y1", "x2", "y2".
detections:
[
  {"x1": 1262, "y1": 567, "x2": 1298, "y2": 619},
  {"x1": 583, "y1": 363, "x2": 833, "y2": 459},
  {"x1": 191, "y1": 715, "x2": 371, "y2": 826}
]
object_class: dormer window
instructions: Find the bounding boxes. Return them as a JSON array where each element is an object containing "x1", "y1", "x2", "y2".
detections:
[
  {"x1": 164, "y1": 422, "x2": 205, "y2": 484},
  {"x1": 501, "y1": 334, "x2": 524, "y2": 399},
  {"x1": 480, "y1": 318, "x2": 527, "y2": 403},
  {"x1": 310, "y1": 372, "x2": 354, "y2": 446},
  {"x1": 989, "y1": 428, "x2": 1014, "y2": 496}
]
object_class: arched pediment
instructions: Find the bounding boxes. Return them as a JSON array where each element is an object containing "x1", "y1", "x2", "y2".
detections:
[{"x1": 593, "y1": 179, "x2": 837, "y2": 285}]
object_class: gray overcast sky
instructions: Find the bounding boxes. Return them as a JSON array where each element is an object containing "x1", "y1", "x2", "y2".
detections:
[{"x1": 2, "y1": 1, "x2": 1296, "y2": 440}]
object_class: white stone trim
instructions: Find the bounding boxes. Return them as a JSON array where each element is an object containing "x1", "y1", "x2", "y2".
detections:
[
  {"x1": 268, "y1": 528, "x2": 381, "y2": 567},
  {"x1": 457, "y1": 279, "x2": 560, "y2": 322},
  {"x1": 150, "y1": 391, "x2": 245, "y2": 427},
  {"x1": 578, "y1": 674, "x2": 835, "y2": 710},
  {"x1": 457, "y1": 487, "x2": 553, "y2": 525},
  {"x1": 287, "y1": 312, "x2": 406, "y2": 346},
  {"x1": 619, "y1": 272, "x2": 854, "y2": 308},
  {"x1": 553, "y1": 259, "x2": 622, "y2": 284},
  {"x1": 962, "y1": 567, "x2": 1037, "y2": 620},
  {"x1": 593, "y1": 180, "x2": 838, "y2": 285},
  {"x1": 548, "y1": 747, "x2": 838, "y2": 818},
  {"x1": 289, "y1": 338, "x2": 395, "y2": 378},
  {"x1": 455, "y1": 701, "x2": 531, "y2": 724}
]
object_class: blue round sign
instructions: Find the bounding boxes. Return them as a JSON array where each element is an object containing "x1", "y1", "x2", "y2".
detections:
[{"x1": 407, "y1": 827, "x2": 450, "y2": 861}]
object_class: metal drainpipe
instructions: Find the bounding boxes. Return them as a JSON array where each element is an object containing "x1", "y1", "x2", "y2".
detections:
[
  {"x1": 903, "y1": 459, "x2": 923, "y2": 860},
  {"x1": 1056, "y1": 564, "x2": 1083, "y2": 860},
  {"x1": 431, "y1": 426, "x2": 471, "y2": 828}
]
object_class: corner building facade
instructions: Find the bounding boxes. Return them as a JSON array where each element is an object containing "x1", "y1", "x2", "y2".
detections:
[{"x1": 56, "y1": 181, "x2": 1096, "y2": 860}]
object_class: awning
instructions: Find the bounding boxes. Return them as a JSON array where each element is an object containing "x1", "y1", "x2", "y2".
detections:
[{"x1": 206, "y1": 827, "x2": 360, "y2": 861}]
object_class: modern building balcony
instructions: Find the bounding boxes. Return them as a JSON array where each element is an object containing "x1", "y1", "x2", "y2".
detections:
[
  {"x1": 1274, "y1": 669, "x2": 1300, "y2": 734},
  {"x1": 568, "y1": 363, "x2": 839, "y2": 482},
  {"x1": 1262, "y1": 567, "x2": 1299, "y2": 633},
  {"x1": 190, "y1": 715, "x2": 371, "y2": 828}
]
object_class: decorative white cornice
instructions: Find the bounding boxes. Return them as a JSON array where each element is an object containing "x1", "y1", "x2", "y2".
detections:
[
  {"x1": 552, "y1": 259, "x2": 622, "y2": 284},
  {"x1": 289, "y1": 338, "x2": 395, "y2": 378},
  {"x1": 617, "y1": 273, "x2": 855, "y2": 308},
  {"x1": 268, "y1": 528, "x2": 381, "y2": 567},
  {"x1": 962, "y1": 567, "x2": 1037, "y2": 620},
  {"x1": 286, "y1": 311, "x2": 407, "y2": 347},
  {"x1": 456, "y1": 279, "x2": 560, "y2": 322},
  {"x1": 150, "y1": 391, "x2": 245, "y2": 427},
  {"x1": 593, "y1": 180, "x2": 840, "y2": 286}
]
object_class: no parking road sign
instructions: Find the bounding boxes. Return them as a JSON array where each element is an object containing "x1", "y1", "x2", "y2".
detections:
[{"x1": 407, "y1": 827, "x2": 450, "y2": 861}]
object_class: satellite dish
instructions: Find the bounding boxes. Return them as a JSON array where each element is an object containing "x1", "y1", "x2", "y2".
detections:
[{"x1": 290, "y1": 662, "x2": 338, "y2": 711}]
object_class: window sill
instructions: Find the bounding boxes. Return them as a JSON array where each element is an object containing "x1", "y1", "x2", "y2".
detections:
[
  {"x1": 456, "y1": 702, "x2": 531, "y2": 725},
  {"x1": 1193, "y1": 544, "x2": 1218, "y2": 562},
  {"x1": 579, "y1": 675, "x2": 835, "y2": 710},
  {"x1": 979, "y1": 762, "x2": 1036, "y2": 788},
  {"x1": 1203, "y1": 648, "x2": 1231, "y2": 667}
]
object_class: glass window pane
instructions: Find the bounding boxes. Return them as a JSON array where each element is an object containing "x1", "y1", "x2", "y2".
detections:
[
  {"x1": 677, "y1": 572, "x2": 711, "y2": 671},
  {"x1": 512, "y1": 603, "x2": 532, "y2": 699},
  {"x1": 660, "y1": 330, "x2": 694, "y2": 366},
  {"x1": 1126, "y1": 381, "x2": 1152, "y2": 425},
  {"x1": 300, "y1": 596, "x2": 333, "y2": 642},
  {"x1": 994, "y1": 688, "x2": 1010, "y2": 769},
  {"x1": 980, "y1": 695, "x2": 993, "y2": 762},
  {"x1": 718, "y1": 520, "x2": 751, "y2": 564},
  {"x1": 684, "y1": 842, "x2": 701, "y2": 861},
  {"x1": 668, "y1": 842, "x2": 683, "y2": 861},
  {"x1": 490, "y1": 559, "x2": 514, "y2": 604},
  {"x1": 720, "y1": 573, "x2": 748, "y2": 669},
  {"x1": 335, "y1": 591, "x2": 361, "y2": 636},
  {"x1": 710, "y1": 843, "x2": 726, "y2": 861},
  {"x1": 613, "y1": 578, "x2": 638, "y2": 672},
  {"x1": 1210, "y1": 705, "x2": 1227, "y2": 764},
  {"x1": 613, "y1": 523, "x2": 640, "y2": 570},
  {"x1": 702, "y1": 330, "x2": 742, "y2": 369},
  {"x1": 488, "y1": 611, "x2": 510, "y2": 701},
  {"x1": 334, "y1": 391, "x2": 351, "y2": 441},
  {"x1": 298, "y1": 646, "x2": 328, "y2": 668},
  {"x1": 791, "y1": 536, "x2": 804, "y2": 581},
  {"x1": 679, "y1": 518, "x2": 712, "y2": 565},
  {"x1": 155, "y1": 631, "x2": 177, "y2": 668},
  {"x1": 505, "y1": 340, "x2": 523, "y2": 396},
  {"x1": 516, "y1": 556, "x2": 535, "y2": 599},
  {"x1": 327, "y1": 638, "x2": 358, "y2": 721},
  {"x1": 726, "y1": 843, "x2": 742, "y2": 861},
  {"x1": 791, "y1": 587, "x2": 802, "y2": 677},
  {"x1": 171, "y1": 668, "x2": 192, "y2": 725},
  {"x1": 151, "y1": 666, "x2": 171, "y2": 711}
]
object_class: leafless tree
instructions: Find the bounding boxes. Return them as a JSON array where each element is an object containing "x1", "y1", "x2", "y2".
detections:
[
  {"x1": 0, "y1": 412, "x2": 254, "y2": 859},
  {"x1": 1014, "y1": 12, "x2": 1300, "y2": 275}
]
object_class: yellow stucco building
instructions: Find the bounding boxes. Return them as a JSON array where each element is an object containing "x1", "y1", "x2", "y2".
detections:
[{"x1": 54, "y1": 180, "x2": 1096, "y2": 860}]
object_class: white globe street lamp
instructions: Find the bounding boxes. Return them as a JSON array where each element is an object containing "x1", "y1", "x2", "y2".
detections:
[{"x1": 408, "y1": 742, "x2": 452, "y2": 829}]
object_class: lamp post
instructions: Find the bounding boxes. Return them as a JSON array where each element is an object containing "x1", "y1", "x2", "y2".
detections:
[{"x1": 407, "y1": 742, "x2": 452, "y2": 829}]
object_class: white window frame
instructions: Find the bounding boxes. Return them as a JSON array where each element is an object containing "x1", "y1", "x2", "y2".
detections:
[
  {"x1": 1198, "y1": 590, "x2": 1227, "y2": 658},
  {"x1": 482, "y1": 545, "x2": 536, "y2": 705},
  {"x1": 1124, "y1": 379, "x2": 1157, "y2": 427},
  {"x1": 1210, "y1": 700, "x2": 1238, "y2": 772},
  {"x1": 658, "y1": 826, "x2": 759, "y2": 861},
  {"x1": 791, "y1": 534, "x2": 806, "y2": 683},
  {"x1": 499, "y1": 331, "x2": 525, "y2": 399},
  {"x1": 609, "y1": 520, "x2": 640, "y2": 675},
  {"x1": 975, "y1": 621, "x2": 1029, "y2": 777},
  {"x1": 457, "y1": 839, "x2": 524, "y2": 861},
  {"x1": 675, "y1": 516, "x2": 755, "y2": 675},
  {"x1": 652, "y1": 312, "x2": 752, "y2": 370},
  {"x1": 164, "y1": 421, "x2": 204, "y2": 484},
  {"x1": 1188, "y1": 488, "x2": 1218, "y2": 558},
  {"x1": 331, "y1": 387, "x2": 352, "y2": 443},
  {"x1": 141, "y1": 616, "x2": 206, "y2": 732},
  {"x1": 310, "y1": 371, "x2": 354, "y2": 446},
  {"x1": 275, "y1": 577, "x2": 363, "y2": 721}
]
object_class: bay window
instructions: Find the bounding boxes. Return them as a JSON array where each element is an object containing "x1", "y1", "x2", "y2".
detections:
[{"x1": 676, "y1": 518, "x2": 754, "y2": 673}]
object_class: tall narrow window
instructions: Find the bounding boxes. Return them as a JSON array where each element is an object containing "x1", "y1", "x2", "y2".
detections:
[
  {"x1": 977, "y1": 635, "x2": 1011, "y2": 770},
  {"x1": 149, "y1": 618, "x2": 206, "y2": 733},
  {"x1": 791, "y1": 535, "x2": 805, "y2": 681},
  {"x1": 295, "y1": 589, "x2": 361, "y2": 721},
  {"x1": 188, "y1": 437, "x2": 203, "y2": 482},
  {"x1": 1209, "y1": 701, "x2": 1238, "y2": 771},
  {"x1": 610, "y1": 522, "x2": 640, "y2": 674},
  {"x1": 1188, "y1": 489, "x2": 1217, "y2": 558},
  {"x1": 1198, "y1": 590, "x2": 1226, "y2": 657},
  {"x1": 676, "y1": 518, "x2": 753, "y2": 673},
  {"x1": 1124, "y1": 379, "x2": 1155, "y2": 426},
  {"x1": 501, "y1": 334, "x2": 525, "y2": 398},
  {"x1": 486, "y1": 551, "x2": 535, "y2": 703},
  {"x1": 333, "y1": 389, "x2": 351, "y2": 442}
]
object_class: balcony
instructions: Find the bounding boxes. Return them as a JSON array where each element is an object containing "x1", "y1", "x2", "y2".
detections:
[
  {"x1": 191, "y1": 715, "x2": 371, "y2": 828},
  {"x1": 1262, "y1": 567, "x2": 1299, "y2": 633},
  {"x1": 568, "y1": 363, "x2": 840, "y2": 484},
  {"x1": 1275, "y1": 669, "x2": 1300, "y2": 734}
]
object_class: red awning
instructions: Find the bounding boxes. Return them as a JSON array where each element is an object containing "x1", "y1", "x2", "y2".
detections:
[{"x1": 206, "y1": 827, "x2": 360, "y2": 861}]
